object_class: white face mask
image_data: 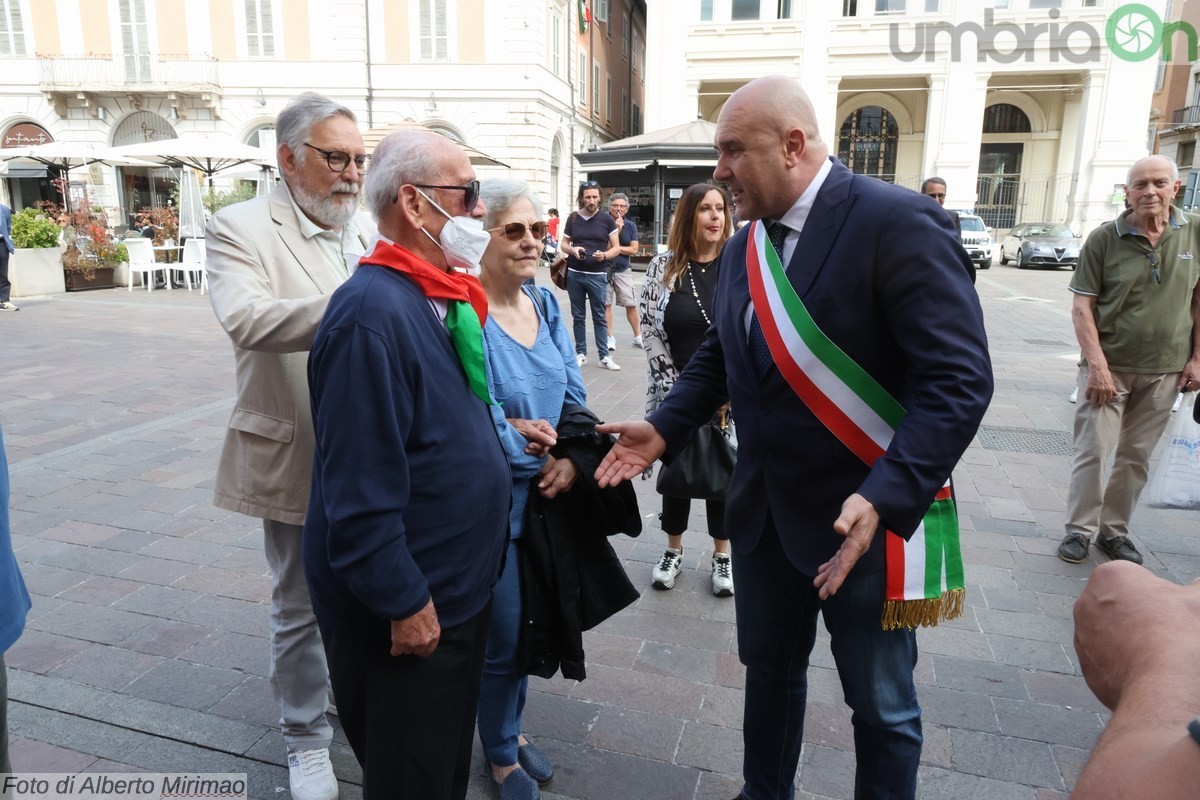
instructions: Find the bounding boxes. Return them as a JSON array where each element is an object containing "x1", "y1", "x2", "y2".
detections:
[{"x1": 417, "y1": 189, "x2": 490, "y2": 274}]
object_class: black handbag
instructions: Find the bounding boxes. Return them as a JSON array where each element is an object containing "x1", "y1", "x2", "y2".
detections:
[{"x1": 655, "y1": 412, "x2": 737, "y2": 500}]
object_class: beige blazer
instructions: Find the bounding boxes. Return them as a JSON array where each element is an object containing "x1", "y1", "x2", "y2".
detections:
[{"x1": 206, "y1": 182, "x2": 375, "y2": 526}]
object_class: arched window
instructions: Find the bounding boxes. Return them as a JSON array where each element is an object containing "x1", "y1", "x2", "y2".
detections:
[
  {"x1": 837, "y1": 106, "x2": 898, "y2": 180},
  {"x1": 244, "y1": 124, "x2": 276, "y2": 151},
  {"x1": 982, "y1": 103, "x2": 1031, "y2": 133}
]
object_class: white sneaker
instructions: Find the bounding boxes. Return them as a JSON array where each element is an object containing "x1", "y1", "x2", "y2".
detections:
[
  {"x1": 1069, "y1": 387, "x2": 1078, "y2": 404},
  {"x1": 0, "y1": 301, "x2": 18, "y2": 311},
  {"x1": 598, "y1": 356, "x2": 621, "y2": 371},
  {"x1": 576, "y1": 353, "x2": 588, "y2": 367},
  {"x1": 652, "y1": 547, "x2": 683, "y2": 590},
  {"x1": 711, "y1": 554, "x2": 734, "y2": 597},
  {"x1": 631, "y1": 336, "x2": 643, "y2": 348},
  {"x1": 287, "y1": 748, "x2": 338, "y2": 800},
  {"x1": 607, "y1": 336, "x2": 617, "y2": 351}
]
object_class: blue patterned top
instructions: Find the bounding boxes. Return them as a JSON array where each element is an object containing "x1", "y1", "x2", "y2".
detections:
[{"x1": 485, "y1": 285, "x2": 587, "y2": 539}]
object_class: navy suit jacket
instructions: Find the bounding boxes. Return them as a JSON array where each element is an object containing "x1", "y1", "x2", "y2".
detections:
[{"x1": 648, "y1": 159, "x2": 993, "y2": 575}]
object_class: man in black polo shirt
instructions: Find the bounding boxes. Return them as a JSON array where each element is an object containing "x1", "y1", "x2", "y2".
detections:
[{"x1": 561, "y1": 181, "x2": 622, "y2": 370}]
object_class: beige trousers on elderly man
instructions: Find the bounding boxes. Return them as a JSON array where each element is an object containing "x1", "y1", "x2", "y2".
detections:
[{"x1": 1065, "y1": 366, "x2": 1180, "y2": 543}]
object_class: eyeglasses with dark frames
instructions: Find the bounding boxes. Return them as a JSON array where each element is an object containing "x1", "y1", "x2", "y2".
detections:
[
  {"x1": 1146, "y1": 250, "x2": 1161, "y2": 284},
  {"x1": 411, "y1": 181, "x2": 481, "y2": 213},
  {"x1": 489, "y1": 221, "x2": 547, "y2": 241},
  {"x1": 303, "y1": 143, "x2": 368, "y2": 173}
]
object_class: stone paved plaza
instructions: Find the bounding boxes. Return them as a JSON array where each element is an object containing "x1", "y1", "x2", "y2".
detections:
[{"x1": 2, "y1": 262, "x2": 1197, "y2": 799}]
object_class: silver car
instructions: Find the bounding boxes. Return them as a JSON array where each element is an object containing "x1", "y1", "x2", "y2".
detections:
[{"x1": 999, "y1": 222, "x2": 1081, "y2": 270}]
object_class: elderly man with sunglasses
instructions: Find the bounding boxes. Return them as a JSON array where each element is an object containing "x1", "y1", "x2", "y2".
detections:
[
  {"x1": 303, "y1": 130, "x2": 512, "y2": 800},
  {"x1": 1058, "y1": 154, "x2": 1200, "y2": 567},
  {"x1": 205, "y1": 92, "x2": 375, "y2": 800}
]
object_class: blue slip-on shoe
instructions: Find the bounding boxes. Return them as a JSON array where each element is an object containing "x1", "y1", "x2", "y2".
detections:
[
  {"x1": 517, "y1": 739, "x2": 555, "y2": 785},
  {"x1": 484, "y1": 761, "x2": 540, "y2": 800}
]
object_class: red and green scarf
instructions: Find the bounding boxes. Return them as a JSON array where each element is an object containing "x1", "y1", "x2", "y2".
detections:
[
  {"x1": 361, "y1": 239, "x2": 493, "y2": 406},
  {"x1": 745, "y1": 221, "x2": 964, "y2": 630}
]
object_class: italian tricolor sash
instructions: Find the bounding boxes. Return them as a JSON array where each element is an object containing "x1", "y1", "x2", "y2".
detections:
[{"x1": 746, "y1": 221, "x2": 964, "y2": 630}]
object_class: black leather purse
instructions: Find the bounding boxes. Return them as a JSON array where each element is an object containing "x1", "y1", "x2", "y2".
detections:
[{"x1": 655, "y1": 412, "x2": 737, "y2": 501}]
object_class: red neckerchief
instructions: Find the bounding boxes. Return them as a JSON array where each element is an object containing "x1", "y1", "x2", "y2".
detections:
[{"x1": 359, "y1": 238, "x2": 488, "y2": 325}]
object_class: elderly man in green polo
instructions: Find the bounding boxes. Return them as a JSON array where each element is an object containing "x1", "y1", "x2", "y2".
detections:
[{"x1": 1058, "y1": 155, "x2": 1200, "y2": 566}]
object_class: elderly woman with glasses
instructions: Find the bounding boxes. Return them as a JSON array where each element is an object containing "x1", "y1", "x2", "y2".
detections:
[{"x1": 475, "y1": 178, "x2": 587, "y2": 800}]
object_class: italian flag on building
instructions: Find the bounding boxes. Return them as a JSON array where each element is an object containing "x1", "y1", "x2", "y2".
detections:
[{"x1": 578, "y1": 0, "x2": 592, "y2": 34}]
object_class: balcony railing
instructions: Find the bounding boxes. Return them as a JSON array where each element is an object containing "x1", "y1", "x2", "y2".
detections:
[
  {"x1": 1172, "y1": 105, "x2": 1200, "y2": 126},
  {"x1": 38, "y1": 54, "x2": 219, "y2": 92}
]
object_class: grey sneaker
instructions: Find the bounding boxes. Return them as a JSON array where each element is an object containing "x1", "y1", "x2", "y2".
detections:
[
  {"x1": 1095, "y1": 535, "x2": 1144, "y2": 565},
  {"x1": 598, "y1": 356, "x2": 621, "y2": 371},
  {"x1": 711, "y1": 554, "x2": 734, "y2": 597},
  {"x1": 1057, "y1": 532, "x2": 1090, "y2": 564},
  {"x1": 652, "y1": 548, "x2": 683, "y2": 590},
  {"x1": 0, "y1": 300, "x2": 18, "y2": 311}
]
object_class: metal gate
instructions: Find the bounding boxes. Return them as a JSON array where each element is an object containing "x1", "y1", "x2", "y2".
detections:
[{"x1": 975, "y1": 174, "x2": 1074, "y2": 229}]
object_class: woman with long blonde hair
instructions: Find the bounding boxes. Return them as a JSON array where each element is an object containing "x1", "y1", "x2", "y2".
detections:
[{"x1": 638, "y1": 183, "x2": 735, "y2": 596}]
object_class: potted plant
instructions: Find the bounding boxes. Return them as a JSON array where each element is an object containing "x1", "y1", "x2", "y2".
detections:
[
  {"x1": 9, "y1": 207, "x2": 66, "y2": 296},
  {"x1": 61, "y1": 213, "x2": 127, "y2": 291}
]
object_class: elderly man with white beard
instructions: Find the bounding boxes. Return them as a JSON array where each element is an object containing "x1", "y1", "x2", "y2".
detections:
[{"x1": 205, "y1": 92, "x2": 375, "y2": 800}]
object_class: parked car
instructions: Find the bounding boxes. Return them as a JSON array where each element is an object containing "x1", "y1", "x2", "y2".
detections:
[
  {"x1": 999, "y1": 222, "x2": 1081, "y2": 270},
  {"x1": 954, "y1": 210, "x2": 994, "y2": 270}
]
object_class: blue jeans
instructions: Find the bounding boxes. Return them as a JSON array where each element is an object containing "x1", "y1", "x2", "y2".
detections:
[
  {"x1": 477, "y1": 539, "x2": 527, "y2": 768},
  {"x1": 566, "y1": 270, "x2": 610, "y2": 359},
  {"x1": 732, "y1": 519, "x2": 921, "y2": 800}
]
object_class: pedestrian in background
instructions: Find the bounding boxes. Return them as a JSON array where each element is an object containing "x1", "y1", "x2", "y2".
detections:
[
  {"x1": 639, "y1": 183, "x2": 735, "y2": 596},
  {"x1": 560, "y1": 181, "x2": 621, "y2": 370},
  {"x1": 604, "y1": 193, "x2": 643, "y2": 351},
  {"x1": 1057, "y1": 155, "x2": 1200, "y2": 567},
  {"x1": 0, "y1": 203, "x2": 17, "y2": 311}
]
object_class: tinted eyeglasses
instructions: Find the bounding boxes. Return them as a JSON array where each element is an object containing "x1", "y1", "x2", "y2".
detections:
[
  {"x1": 580, "y1": 180, "x2": 600, "y2": 188},
  {"x1": 304, "y1": 143, "x2": 369, "y2": 173},
  {"x1": 412, "y1": 180, "x2": 481, "y2": 213},
  {"x1": 490, "y1": 221, "x2": 547, "y2": 241}
]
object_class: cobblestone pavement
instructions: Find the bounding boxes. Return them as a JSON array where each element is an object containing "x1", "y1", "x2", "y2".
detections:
[{"x1": 2, "y1": 261, "x2": 1196, "y2": 800}]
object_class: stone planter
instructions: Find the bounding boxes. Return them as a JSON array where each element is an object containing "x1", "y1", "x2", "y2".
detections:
[
  {"x1": 11, "y1": 246, "x2": 67, "y2": 297},
  {"x1": 64, "y1": 266, "x2": 116, "y2": 292}
]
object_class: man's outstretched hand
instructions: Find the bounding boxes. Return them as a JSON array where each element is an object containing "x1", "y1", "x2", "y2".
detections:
[
  {"x1": 814, "y1": 493, "x2": 880, "y2": 599},
  {"x1": 593, "y1": 420, "x2": 666, "y2": 487}
]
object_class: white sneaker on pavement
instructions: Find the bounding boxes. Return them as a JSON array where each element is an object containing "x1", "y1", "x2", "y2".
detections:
[
  {"x1": 631, "y1": 336, "x2": 643, "y2": 348},
  {"x1": 652, "y1": 547, "x2": 683, "y2": 590},
  {"x1": 576, "y1": 353, "x2": 588, "y2": 367},
  {"x1": 287, "y1": 748, "x2": 339, "y2": 800},
  {"x1": 1069, "y1": 387, "x2": 1078, "y2": 404},
  {"x1": 0, "y1": 301, "x2": 18, "y2": 311},
  {"x1": 598, "y1": 356, "x2": 621, "y2": 370},
  {"x1": 711, "y1": 554, "x2": 734, "y2": 597},
  {"x1": 607, "y1": 335, "x2": 617, "y2": 351}
]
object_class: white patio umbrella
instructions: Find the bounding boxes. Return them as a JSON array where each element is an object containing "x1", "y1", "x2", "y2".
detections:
[
  {"x1": 0, "y1": 141, "x2": 142, "y2": 211},
  {"x1": 109, "y1": 136, "x2": 273, "y2": 186}
]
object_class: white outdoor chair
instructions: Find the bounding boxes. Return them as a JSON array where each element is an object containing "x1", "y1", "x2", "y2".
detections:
[
  {"x1": 124, "y1": 237, "x2": 168, "y2": 292},
  {"x1": 178, "y1": 238, "x2": 207, "y2": 293}
]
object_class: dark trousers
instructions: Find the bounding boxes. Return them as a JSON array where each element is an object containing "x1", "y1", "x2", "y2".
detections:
[
  {"x1": 660, "y1": 495, "x2": 726, "y2": 540},
  {"x1": 0, "y1": 249, "x2": 10, "y2": 303},
  {"x1": 733, "y1": 518, "x2": 922, "y2": 800},
  {"x1": 321, "y1": 603, "x2": 492, "y2": 800}
]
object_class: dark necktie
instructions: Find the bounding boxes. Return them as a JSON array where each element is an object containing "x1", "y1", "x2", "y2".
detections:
[{"x1": 749, "y1": 220, "x2": 790, "y2": 375}]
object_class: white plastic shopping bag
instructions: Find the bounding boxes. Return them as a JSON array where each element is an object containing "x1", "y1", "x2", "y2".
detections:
[{"x1": 1144, "y1": 394, "x2": 1200, "y2": 509}]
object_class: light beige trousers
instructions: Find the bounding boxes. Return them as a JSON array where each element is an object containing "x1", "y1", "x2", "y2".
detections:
[{"x1": 1065, "y1": 366, "x2": 1179, "y2": 541}]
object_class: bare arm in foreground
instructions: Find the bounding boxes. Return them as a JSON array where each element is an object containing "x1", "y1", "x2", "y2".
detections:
[{"x1": 1072, "y1": 561, "x2": 1200, "y2": 799}]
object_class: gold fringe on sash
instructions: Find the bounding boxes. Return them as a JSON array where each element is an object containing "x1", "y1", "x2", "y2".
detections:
[{"x1": 881, "y1": 588, "x2": 966, "y2": 631}]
